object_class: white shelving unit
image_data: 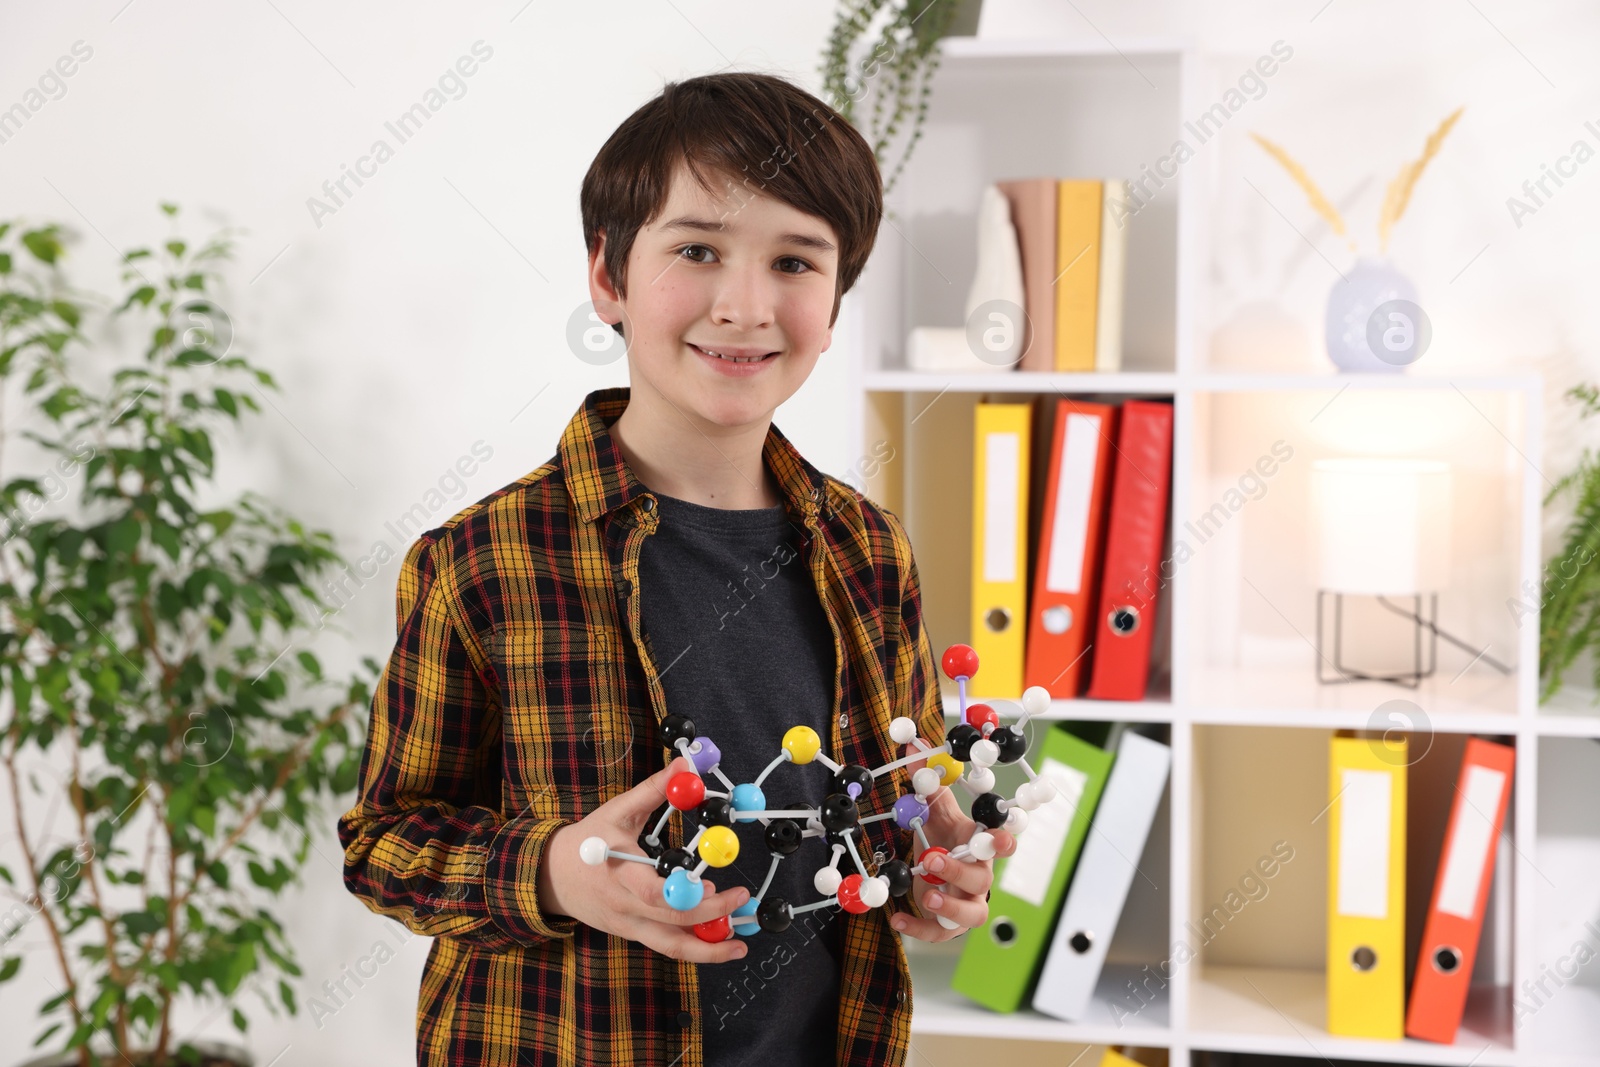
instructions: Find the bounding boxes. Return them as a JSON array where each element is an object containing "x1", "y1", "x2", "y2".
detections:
[{"x1": 831, "y1": 35, "x2": 1595, "y2": 1067}]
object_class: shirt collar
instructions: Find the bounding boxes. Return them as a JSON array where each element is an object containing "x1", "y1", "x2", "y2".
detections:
[{"x1": 557, "y1": 386, "x2": 830, "y2": 525}]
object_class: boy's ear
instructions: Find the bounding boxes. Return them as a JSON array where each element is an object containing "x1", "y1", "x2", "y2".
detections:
[{"x1": 587, "y1": 228, "x2": 624, "y2": 330}]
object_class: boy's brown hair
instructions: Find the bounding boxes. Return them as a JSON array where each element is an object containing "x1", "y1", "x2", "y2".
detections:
[{"x1": 580, "y1": 71, "x2": 883, "y2": 335}]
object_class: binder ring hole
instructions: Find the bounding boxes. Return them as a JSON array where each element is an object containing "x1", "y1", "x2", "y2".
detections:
[
  {"x1": 1042, "y1": 606, "x2": 1072, "y2": 635},
  {"x1": 1350, "y1": 946, "x2": 1378, "y2": 972},
  {"x1": 990, "y1": 918, "x2": 1017, "y2": 946},
  {"x1": 1109, "y1": 607, "x2": 1139, "y2": 636},
  {"x1": 1069, "y1": 930, "x2": 1093, "y2": 954},
  {"x1": 985, "y1": 607, "x2": 1012, "y2": 633},
  {"x1": 1433, "y1": 946, "x2": 1462, "y2": 974}
]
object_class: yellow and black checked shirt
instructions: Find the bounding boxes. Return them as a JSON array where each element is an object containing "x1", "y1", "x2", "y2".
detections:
[{"x1": 337, "y1": 386, "x2": 947, "y2": 1067}]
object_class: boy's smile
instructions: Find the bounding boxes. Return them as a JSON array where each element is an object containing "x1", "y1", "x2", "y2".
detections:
[{"x1": 587, "y1": 157, "x2": 842, "y2": 507}]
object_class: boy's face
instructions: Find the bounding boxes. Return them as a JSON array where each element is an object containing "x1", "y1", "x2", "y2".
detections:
[{"x1": 587, "y1": 158, "x2": 838, "y2": 433}]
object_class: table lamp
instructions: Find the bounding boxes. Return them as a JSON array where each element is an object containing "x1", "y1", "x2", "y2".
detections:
[{"x1": 1310, "y1": 457, "x2": 1452, "y2": 688}]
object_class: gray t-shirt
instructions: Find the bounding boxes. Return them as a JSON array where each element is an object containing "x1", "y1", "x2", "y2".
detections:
[{"x1": 637, "y1": 490, "x2": 841, "y2": 1067}]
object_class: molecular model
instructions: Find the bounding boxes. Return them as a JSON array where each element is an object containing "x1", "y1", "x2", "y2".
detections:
[{"x1": 579, "y1": 643, "x2": 1060, "y2": 943}]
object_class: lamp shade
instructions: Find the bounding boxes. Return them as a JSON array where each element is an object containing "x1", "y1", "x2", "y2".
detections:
[{"x1": 1310, "y1": 458, "x2": 1452, "y2": 595}]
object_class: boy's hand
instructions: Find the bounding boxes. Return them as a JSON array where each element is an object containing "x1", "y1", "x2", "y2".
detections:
[
  {"x1": 539, "y1": 756, "x2": 751, "y2": 964},
  {"x1": 887, "y1": 742, "x2": 1017, "y2": 943}
]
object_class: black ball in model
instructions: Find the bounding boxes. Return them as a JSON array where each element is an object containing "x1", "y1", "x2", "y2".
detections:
[
  {"x1": 659, "y1": 714, "x2": 697, "y2": 749},
  {"x1": 945, "y1": 723, "x2": 982, "y2": 762},
  {"x1": 696, "y1": 796, "x2": 733, "y2": 828},
  {"x1": 637, "y1": 832, "x2": 666, "y2": 860},
  {"x1": 971, "y1": 791, "x2": 1008, "y2": 829},
  {"x1": 819, "y1": 793, "x2": 859, "y2": 833},
  {"x1": 757, "y1": 896, "x2": 793, "y2": 933},
  {"x1": 825, "y1": 823, "x2": 865, "y2": 849},
  {"x1": 832, "y1": 764, "x2": 874, "y2": 800},
  {"x1": 655, "y1": 848, "x2": 694, "y2": 878},
  {"x1": 878, "y1": 859, "x2": 914, "y2": 898},
  {"x1": 992, "y1": 725, "x2": 1028, "y2": 764},
  {"x1": 765, "y1": 818, "x2": 803, "y2": 856}
]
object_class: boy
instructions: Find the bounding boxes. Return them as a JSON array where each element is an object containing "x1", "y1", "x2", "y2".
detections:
[{"x1": 337, "y1": 71, "x2": 1014, "y2": 1067}]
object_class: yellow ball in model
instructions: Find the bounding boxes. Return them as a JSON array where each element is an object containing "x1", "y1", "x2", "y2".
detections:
[
  {"x1": 782, "y1": 725, "x2": 821, "y2": 765},
  {"x1": 927, "y1": 752, "x2": 962, "y2": 787},
  {"x1": 698, "y1": 825, "x2": 740, "y2": 868}
]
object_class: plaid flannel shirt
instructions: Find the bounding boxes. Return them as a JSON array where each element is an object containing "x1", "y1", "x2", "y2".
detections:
[{"x1": 337, "y1": 386, "x2": 947, "y2": 1067}]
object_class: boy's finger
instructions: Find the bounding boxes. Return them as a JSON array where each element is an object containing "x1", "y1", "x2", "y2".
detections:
[
  {"x1": 651, "y1": 885, "x2": 753, "y2": 928},
  {"x1": 927, "y1": 854, "x2": 993, "y2": 897},
  {"x1": 617, "y1": 861, "x2": 715, "y2": 908},
  {"x1": 618, "y1": 865, "x2": 750, "y2": 926},
  {"x1": 901, "y1": 742, "x2": 930, "y2": 776},
  {"x1": 634, "y1": 921, "x2": 750, "y2": 965},
  {"x1": 888, "y1": 911, "x2": 953, "y2": 944},
  {"x1": 609, "y1": 756, "x2": 694, "y2": 820},
  {"x1": 918, "y1": 886, "x2": 988, "y2": 929}
]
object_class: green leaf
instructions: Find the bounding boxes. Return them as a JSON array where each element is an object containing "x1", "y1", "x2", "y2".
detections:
[
  {"x1": 50, "y1": 300, "x2": 81, "y2": 329},
  {"x1": 120, "y1": 285, "x2": 157, "y2": 311},
  {"x1": 0, "y1": 956, "x2": 20, "y2": 983},
  {"x1": 22, "y1": 229, "x2": 61, "y2": 264},
  {"x1": 122, "y1": 908, "x2": 164, "y2": 936},
  {"x1": 231, "y1": 1006, "x2": 247, "y2": 1032},
  {"x1": 166, "y1": 240, "x2": 187, "y2": 259},
  {"x1": 160, "y1": 202, "x2": 179, "y2": 216},
  {"x1": 0, "y1": 252, "x2": 12, "y2": 274},
  {"x1": 215, "y1": 389, "x2": 238, "y2": 417},
  {"x1": 151, "y1": 521, "x2": 182, "y2": 562},
  {"x1": 208, "y1": 860, "x2": 230, "y2": 889},
  {"x1": 106, "y1": 515, "x2": 140, "y2": 554}
]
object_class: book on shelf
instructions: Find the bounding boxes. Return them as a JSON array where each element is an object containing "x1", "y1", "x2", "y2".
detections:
[{"x1": 996, "y1": 177, "x2": 1130, "y2": 374}]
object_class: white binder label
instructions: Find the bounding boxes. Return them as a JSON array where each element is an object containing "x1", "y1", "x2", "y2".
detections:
[
  {"x1": 1437, "y1": 765, "x2": 1505, "y2": 919},
  {"x1": 1337, "y1": 768, "x2": 1392, "y2": 919},
  {"x1": 1045, "y1": 413, "x2": 1101, "y2": 595},
  {"x1": 998, "y1": 757, "x2": 1087, "y2": 907},
  {"x1": 983, "y1": 431, "x2": 1019, "y2": 583}
]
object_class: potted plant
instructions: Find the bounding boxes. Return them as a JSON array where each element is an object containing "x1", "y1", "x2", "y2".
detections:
[
  {"x1": 819, "y1": 0, "x2": 983, "y2": 197},
  {"x1": 0, "y1": 206, "x2": 377, "y2": 1067},
  {"x1": 1538, "y1": 381, "x2": 1600, "y2": 703}
]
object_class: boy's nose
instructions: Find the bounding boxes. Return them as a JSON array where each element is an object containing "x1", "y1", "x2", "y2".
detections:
[{"x1": 708, "y1": 271, "x2": 777, "y2": 330}]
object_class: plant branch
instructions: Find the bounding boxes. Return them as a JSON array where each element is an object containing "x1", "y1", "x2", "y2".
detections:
[
  {"x1": 67, "y1": 715, "x2": 132, "y2": 1054},
  {"x1": 2, "y1": 744, "x2": 88, "y2": 1063}
]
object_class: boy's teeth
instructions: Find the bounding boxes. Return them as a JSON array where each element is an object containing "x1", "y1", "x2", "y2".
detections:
[{"x1": 699, "y1": 345, "x2": 770, "y2": 363}]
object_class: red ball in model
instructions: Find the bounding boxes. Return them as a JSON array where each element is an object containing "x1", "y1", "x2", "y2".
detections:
[
  {"x1": 666, "y1": 771, "x2": 706, "y2": 811},
  {"x1": 693, "y1": 914, "x2": 731, "y2": 943},
  {"x1": 965, "y1": 702, "x2": 1000, "y2": 735},
  {"x1": 918, "y1": 846, "x2": 951, "y2": 886},
  {"x1": 941, "y1": 644, "x2": 979, "y2": 681},
  {"x1": 837, "y1": 873, "x2": 870, "y2": 914}
]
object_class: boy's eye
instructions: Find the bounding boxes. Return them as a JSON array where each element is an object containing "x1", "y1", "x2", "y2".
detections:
[{"x1": 675, "y1": 245, "x2": 814, "y2": 275}]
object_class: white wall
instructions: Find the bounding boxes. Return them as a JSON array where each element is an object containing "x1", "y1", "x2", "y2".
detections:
[{"x1": 0, "y1": 1, "x2": 1596, "y2": 1064}]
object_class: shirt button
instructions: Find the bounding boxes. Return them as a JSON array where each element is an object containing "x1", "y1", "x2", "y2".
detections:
[
  {"x1": 838, "y1": 712, "x2": 849, "y2": 730},
  {"x1": 677, "y1": 1011, "x2": 692, "y2": 1028},
  {"x1": 643, "y1": 497, "x2": 656, "y2": 512},
  {"x1": 618, "y1": 578, "x2": 633, "y2": 597},
  {"x1": 810, "y1": 487, "x2": 822, "y2": 501}
]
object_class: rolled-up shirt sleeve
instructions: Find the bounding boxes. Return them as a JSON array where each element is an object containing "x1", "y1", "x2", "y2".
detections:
[
  {"x1": 881, "y1": 507, "x2": 951, "y2": 922},
  {"x1": 336, "y1": 532, "x2": 577, "y2": 949}
]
